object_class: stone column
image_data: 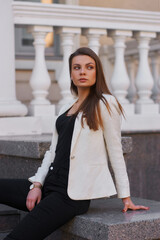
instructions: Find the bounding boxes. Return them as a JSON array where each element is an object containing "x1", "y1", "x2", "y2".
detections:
[
  {"x1": 55, "y1": 27, "x2": 81, "y2": 110},
  {"x1": 82, "y1": 28, "x2": 106, "y2": 55},
  {"x1": 0, "y1": 0, "x2": 27, "y2": 116},
  {"x1": 108, "y1": 30, "x2": 134, "y2": 114},
  {"x1": 150, "y1": 51, "x2": 160, "y2": 103},
  {"x1": 133, "y1": 31, "x2": 159, "y2": 114},
  {"x1": 27, "y1": 25, "x2": 55, "y2": 116}
]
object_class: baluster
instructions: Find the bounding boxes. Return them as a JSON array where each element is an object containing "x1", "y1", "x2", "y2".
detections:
[
  {"x1": 158, "y1": 34, "x2": 160, "y2": 112},
  {"x1": 99, "y1": 45, "x2": 112, "y2": 89},
  {"x1": 150, "y1": 52, "x2": 160, "y2": 103},
  {"x1": 133, "y1": 31, "x2": 159, "y2": 114},
  {"x1": 82, "y1": 28, "x2": 106, "y2": 55},
  {"x1": 126, "y1": 56, "x2": 137, "y2": 103},
  {"x1": 159, "y1": 66, "x2": 160, "y2": 91},
  {"x1": 27, "y1": 25, "x2": 55, "y2": 117},
  {"x1": 28, "y1": 26, "x2": 52, "y2": 105},
  {"x1": 55, "y1": 27, "x2": 81, "y2": 111},
  {"x1": 0, "y1": 0, "x2": 27, "y2": 116},
  {"x1": 108, "y1": 30, "x2": 134, "y2": 114}
]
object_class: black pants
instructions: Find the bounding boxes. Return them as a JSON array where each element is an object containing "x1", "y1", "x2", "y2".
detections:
[{"x1": 0, "y1": 176, "x2": 90, "y2": 240}]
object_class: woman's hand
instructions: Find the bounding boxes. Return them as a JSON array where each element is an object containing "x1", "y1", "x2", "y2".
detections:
[
  {"x1": 122, "y1": 197, "x2": 149, "y2": 212},
  {"x1": 26, "y1": 185, "x2": 42, "y2": 211}
]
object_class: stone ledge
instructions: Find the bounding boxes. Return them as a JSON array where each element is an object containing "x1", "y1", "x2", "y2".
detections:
[
  {"x1": 0, "y1": 134, "x2": 132, "y2": 159},
  {"x1": 0, "y1": 134, "x2": 132, "y2": 179},
  {"x1": 57, "y1": 197, "x2": 160, "y2": 240},
  {"x1": 0, "y1": 233, "x2": 8, "y2": 240},
  {"x1": 0, "y1": 204, "x2": 20, "y2": 233},
  {"x1": 1, "y1": 198, "x2": 160, "y2": 240},
  {"x1": 0, "y1": 135, "x2": 51, "y2": 159}
]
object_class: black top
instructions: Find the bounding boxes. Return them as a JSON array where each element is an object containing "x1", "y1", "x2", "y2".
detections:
[
  {"x1": 52, "y1": 111, "x2": 77, "y2": 170},
  {"x1": 43, "y1": 111, "x2": 77, "y2": 195}
]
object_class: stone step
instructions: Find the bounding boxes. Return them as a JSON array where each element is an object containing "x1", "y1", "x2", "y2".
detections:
[{"x1": 0, "y1": 204, "x2": 20, "y2": 239}]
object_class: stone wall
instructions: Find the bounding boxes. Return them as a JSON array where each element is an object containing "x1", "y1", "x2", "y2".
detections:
[
  {"x1": 123, "y1": 131, "x2": 160, "y2": 201},
  {"x1": 79, "y1": 0, "x2": 160, "y2": 12}
]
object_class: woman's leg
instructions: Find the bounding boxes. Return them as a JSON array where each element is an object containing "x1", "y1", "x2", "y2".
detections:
[
  {"x1": 0, "y1": 179, "x2": 31, "y2": 211},
  {"x1": 4, "y1": 191, "x2": 81, "y2": 240}
]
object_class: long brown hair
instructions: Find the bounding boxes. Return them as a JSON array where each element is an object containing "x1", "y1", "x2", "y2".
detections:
[{"x1": 69, "y1": 47, "x2": 124, "y2": 131}]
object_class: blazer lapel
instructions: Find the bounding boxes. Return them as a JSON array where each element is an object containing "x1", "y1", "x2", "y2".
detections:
[{"x1": 70, "y1": 112, "x2": 82, "y2": 155}]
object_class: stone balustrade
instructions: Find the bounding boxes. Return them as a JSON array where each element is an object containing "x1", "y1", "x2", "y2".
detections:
[{"x1": 0, "y1": 1, "x2": 160, "y2": 135}]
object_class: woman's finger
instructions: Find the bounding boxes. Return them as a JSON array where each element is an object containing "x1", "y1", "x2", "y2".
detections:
[
  {"x1": 123, "y1": 205, "x2": 149, "y2": 212},
  {"x1": 122, "y1": 203, "x2": 129, "y2": 212},
  {"x1": 37, "y1": 195, "x2": 41, "y2": 204},
  {"x1": 26, "y1": 199, "x2": 31, "y2": 211},
  {"x1": 29, "y1": 200, "x2": 35, "y2": 211},
  {"x1": 30, "y1": 200, "x2": 35, "y2": 211},
  {"x1": 132, "y1": 205, "x2": 149, "y2": 210},
  {"x1": 26, "y1": 199, "x2": 30, "y2": 210},
  {"x1": 26, "y1": 198, "x2": 36, "y2": 211}
]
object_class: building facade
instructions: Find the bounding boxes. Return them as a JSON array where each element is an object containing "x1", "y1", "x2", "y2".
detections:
[{"x1": 0, "y1": 0, "x2": 160, "y2": 135}]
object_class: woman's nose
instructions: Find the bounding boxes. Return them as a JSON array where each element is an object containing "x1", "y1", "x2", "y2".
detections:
[{"x1": 80, "y1": 67, "x2": 86, "y2": 74}]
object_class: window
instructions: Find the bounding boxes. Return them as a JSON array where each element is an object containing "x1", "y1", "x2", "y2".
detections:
[{"x1": 14, "y1": 0, "x2": 61, "y2": 59}]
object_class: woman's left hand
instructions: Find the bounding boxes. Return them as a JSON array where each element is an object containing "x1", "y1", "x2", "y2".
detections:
[{"x1": 122, "y1": 197, "x2": 149, "y2": 212}]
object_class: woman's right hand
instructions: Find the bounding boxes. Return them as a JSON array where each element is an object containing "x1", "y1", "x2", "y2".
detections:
[{"x1": 26, "y1": 187, "x2": 42, "y2": 211}]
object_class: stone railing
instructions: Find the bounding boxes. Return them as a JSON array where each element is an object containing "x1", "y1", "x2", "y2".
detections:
[{"x1": 0, "y1": 1, "x2": 160, "y2": 135}]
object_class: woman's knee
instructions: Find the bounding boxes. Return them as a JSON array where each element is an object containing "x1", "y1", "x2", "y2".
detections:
[{"x1": 0, "y1": 179, "x2": 30, "y2": 211}]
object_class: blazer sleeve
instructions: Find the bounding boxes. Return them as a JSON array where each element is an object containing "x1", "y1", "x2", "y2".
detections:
[
  {"x1": 100, "y1": 95, "x2": 130, "y2": 198},
  {"x1": 28, "y1": 102, "x2": 72, "y2": 185},
  {"x1": 28, "y1": 118, "x2": 58, "y2": 186}
]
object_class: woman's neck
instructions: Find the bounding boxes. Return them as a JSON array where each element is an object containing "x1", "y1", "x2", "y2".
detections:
[{"x1": 77, "y1": 88, "x2": 90, "y2": 104}]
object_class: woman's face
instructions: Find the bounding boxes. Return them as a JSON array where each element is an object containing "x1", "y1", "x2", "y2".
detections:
[{"x1": 71, "y1": 55, "x2": 96, "y2": 90}]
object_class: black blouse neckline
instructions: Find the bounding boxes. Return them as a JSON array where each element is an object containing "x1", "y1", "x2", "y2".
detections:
[{"x1": 65, "y1": 107, "x2": 77, "y2": 117}]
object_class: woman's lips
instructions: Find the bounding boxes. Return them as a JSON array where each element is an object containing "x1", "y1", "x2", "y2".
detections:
[{"x1": 79, "y1": 78, "x2": 88, "y2": 82}]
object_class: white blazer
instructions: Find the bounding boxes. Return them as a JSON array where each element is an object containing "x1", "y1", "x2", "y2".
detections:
[{"x1": 29, "y1": 94, "x2": 130, "y2": 200}]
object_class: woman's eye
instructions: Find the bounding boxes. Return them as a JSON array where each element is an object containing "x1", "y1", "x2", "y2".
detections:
[
  {"x1": 73, "y1": 66, "x2": 80, "y2": 70},
  {"x1": 88, "y1": 66, "x2": 94, "y2": 70},
  {"x1": 73, "y1": 65, "x2": 94, "y2": 70}
]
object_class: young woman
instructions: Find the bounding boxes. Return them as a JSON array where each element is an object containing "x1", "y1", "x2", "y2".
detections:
[{"x1": 0, "y1": 47, "x2": 148, "y2": 240}]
